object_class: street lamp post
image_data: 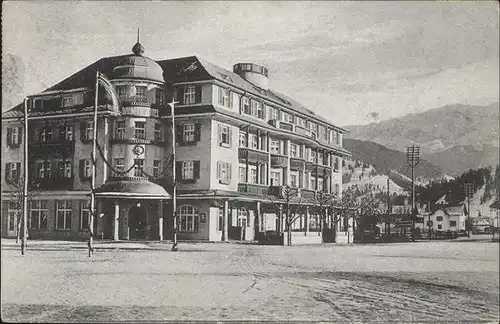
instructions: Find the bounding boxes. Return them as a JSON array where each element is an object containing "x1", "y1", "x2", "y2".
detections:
[
  {"x1": 168, "y1": 99, "x2": 179, "y2": 251},
  {"x1": 406, "y1": 145, "x2": 420, "y2": 240},
  {"x1": 465, "y1": 182, "x2": 474, "y2": 239},
  {"x1": 21, "y1": 98, "x2": 29, "y2": 255}
]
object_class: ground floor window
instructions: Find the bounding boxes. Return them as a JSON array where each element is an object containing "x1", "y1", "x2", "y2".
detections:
[
  {"x1": 237, "y1": 208, "x2": 250, "y2": 227},
  {"x1": 8, "y1": 202, "x2": 20, "y2": 232},
  {"x1": 30, "y1": 200, "x2": 48, "y2": 229},
  {"x1": 56, "y1": 200, "x2": 72, "y2": 230},
  {"x1": 80, "y1": 200, "x2": 90, "y2": 231},
  {"x1": 177, "y1": 205, "x2": 199, "y2": 232},
  {"x1": 218, "y1": 208, "x2": 224, "y2": 231}
]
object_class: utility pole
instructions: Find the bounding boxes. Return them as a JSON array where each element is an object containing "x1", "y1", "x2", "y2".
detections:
[
  {"x1": 465, "y1": 182, "x2": 474, "y2": 239},
  {"x1": 21, "y1": 98, "x2": 29, "y2": 255},
  {"x1": 169, "y1": 99, "x2": 179, "y2": 252},
  {"x1": 386, "y1": 178, "x2": 390, "y2": 234},
  {"x1": 406, "y1": 145, "x2": 420, "y2": 240}
]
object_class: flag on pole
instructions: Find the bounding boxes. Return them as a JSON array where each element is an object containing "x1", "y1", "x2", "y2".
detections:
[{"x1": 97, "y1": 71, "x2": 120, "y2": 110}]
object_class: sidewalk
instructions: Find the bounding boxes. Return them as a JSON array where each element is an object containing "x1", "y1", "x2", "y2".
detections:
[{"x1": 1, "y1": 239, "x2": 180, "y2": 251}]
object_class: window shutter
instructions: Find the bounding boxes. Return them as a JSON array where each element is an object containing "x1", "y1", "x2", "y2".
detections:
[
  {"x1": 17, "y1": 127, "x2": 23, "y2": 145},
  {"x1": 217, "y1": 124, "x2": 222, "y2": 144},
  {"x1": 194, "y1": 123, "x2": 201, "y2": 142},
  {"x1": 217, "y1": 162, "x2": 221, "y2": 179},
  {"x1": 228, "y1": 128, "x2": 232, "y2": 147},
  {"x1": 262, "y1": 103, "x2": 266, "y2": 119},
  {"x1": 179, "y1": 87, "x2": 185, "y2": 105},
  {"x1": 5, "y1": 163, "x2": 11, "y2": 184},
  {"x1": 228, "y1": 91, "x2": 233, "y2": 108},
  {"x1": 195, "y1": 85, "x2": 202, "y2": 103},
  {"x1": 79, "y1": 159, "x2": 85, "y2": 179},
  {"x1": 227, "y1": 163, "x2": 232, "y2": 181},
  {"x1": 175, "y1": 125, "x2": 183, "y2": 145},
  {"x1": 7, "y1": 128, "x2": 12, "y2": 146},
  {"x1": 16, "y1": 163, "x2": 21, "y2": 181},
  {"x1": 176, "y1": 162, "x2": 182, "y2": 181},
  {"x1": 80, "y1": 122, "x2": 86, "y2": 140},
  {"x1": 194, "y1": 161, "x2": 200, "y2": 179}
]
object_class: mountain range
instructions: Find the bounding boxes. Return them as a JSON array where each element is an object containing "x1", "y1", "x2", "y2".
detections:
[{"x1": 344, "y1": 103, "x2": 499, "y2": 176}]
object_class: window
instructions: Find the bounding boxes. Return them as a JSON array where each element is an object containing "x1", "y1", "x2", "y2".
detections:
[
  {"x1": 74, "y1": 93, "x2": 83, "y2": 105},
  {"x1": 310, "y1": 122, "x2": 318, "y2": 134},
  {"x1": 217, "y1": 162, "x2": 232, "y2": 184},
  {"x1": 436, "y1": 216, "x2": 443, "y2": 221},
  {"x1": 282, "y1": 111, "x2": 293, "y2": 124},
  {"x1": 115, "y1": 121, "x2": 125, "y2": 139},
  {"x1": 6, "y1": 162, "x2": 20, "y2": 183},
  {"x1": 242, "y1": 97, "x2": 250, "y2": 114},
  {"x1": 30, "y1": 200, "x2": 48, "y2": 229},
  {"x1": 239, "y1": 132, "x2": 247, "y2": 147},
  {"x1": 41, "y1": 127, "x2": 53, "y2": 142},
  {"x1": 62, "y1": 96, "x2": 73, "y2": 107},
  {"x1": 310, "y1": 176, "x2": 317, "y2": 190},
  {"x1": 116, "y1": 86, "x2": 127, "y2": 101},
  {"x1": 335, "y1": 183, "x2": 340, "y2": 195},
  {"x1": 58, "y1": 161, "x2": 72, "y2": 178},
  {"x1": 268, "y1": 106, "x2": 279, "y2": 120},
  {"x1": 218, "y1": 87, "x2": 231, "y2": 108},
  {"x1": 134, "y1": 121, "x2": 146, "y2": 140},
  {"x1": 296, "y1": 116, "x2": 307, "y2": 128},
  {"x1": 177, "y1": 205, "x2": 199, "y2": 232},
  {"x1": 218, "y1": 124, "x2": 231, "y2": 146},
  {"x1": 334, "y1": 157, "x2": 339, "y2": 172},
  {"x1": 239, "y1": 166, "x2": 246, "y2": 183},
  {"x1": 80, "y1": 201, "x2": 90, "y2": 231},
  {"x1": 38, "y1": 162, "x2": 51, "y2": 179},
  {"x1": 437, "y1": 224, "x2": 442, "y2": 230},
  {"x1": 290, "y1": 173, "x2": 298, "y2": 188},
  {"x1": 135, "y1": 86, "x2": 147, "y2": 101},
  {"x1": 154, "y1": 123, "x2": 162, "y2": 141},
  {"x1": 336, "y1": 131, "x2": 340, "y2": 144},
  {"x1": 318, "y1": 152, "x2": 324, "y2": 165},
  {"x1": 7, "y1": 127, "x2": 21, "y2": 147},
  {"x1": 271, "y1": 171, "x2": 280, "y2": 186},
  {"x1": 56, "y1": 200, "x2": 72, "y2": 230},
  {"x1": 218, "y1": 208, "x2": 224, "y2": 231},
  {"x1": 184, "y1": 85, "x2": 196, "y2": 105},
  {"x1": 250, "y1": 134, "x2": 258, "y2": 149},
  {"x1": 270, "y1": 139, "x2": 280, "y2": 154},
  {"x1": 290, "y1": 143, "x2": 298, "y2": 157},
  {"x1": 60, "y1": 125, "x2": 73, "y2": 141},
  {"x1": 114, "y1": 158, "x2": 124, "y2": 174},
  {"x1": 250, "y1": 168, "x2": 257, "y2": 184},
  {"x1": 81, "y1": 159, "x2": 92, "y2": 178},
  {"x1": 153, "y1": 160, "x2": 161, "y2": 177},
  {"x1": 8, "y1": 202, "x2": 20, "y2": 231},
  {"x1": 450, "y1": 220, "x2": 457, "y2": 227},
  {"x1": 310, "y1": 150, "x2": 317, "y2": 163},
  {"x1": 318, "y1": 177, "x2": 324, "y2": 191},
  {"x1": 183, "y1": 123, "x2": 195, "y2": 143},
  {"x1": 250, "y1": 101, "x2": 264, "y2": 119},
  {"x1": 182, "y1": 161, "x2": 194, "y2": 180},
  {"x1": 155, "y1": 89, "x2": 165, "y2": 105},
  {"x1": 81, "y1": 121, "x2": 93, "y2": 141},
  {"x1": 134, "y1": 159, "x2": 144, "y2": 177},
  {"x1": 237, "y1": 208, "x2": 250, "y2": 228}
]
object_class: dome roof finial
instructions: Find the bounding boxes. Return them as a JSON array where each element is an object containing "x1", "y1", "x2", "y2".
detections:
[{"x1": 132, "y1": 27, "x2": 145, "y2": 56}]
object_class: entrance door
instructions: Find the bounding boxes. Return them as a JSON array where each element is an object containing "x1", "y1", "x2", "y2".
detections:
[{"x1": 128, "y1": 206, "x2": 147, "y2": 240}]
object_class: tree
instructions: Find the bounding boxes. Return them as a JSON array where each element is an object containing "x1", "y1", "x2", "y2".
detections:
[{"x1": 267, "y1": 185, "x2": 306, "y2": 246}]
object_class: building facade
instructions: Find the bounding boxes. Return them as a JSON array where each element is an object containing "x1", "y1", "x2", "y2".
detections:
[{"x1": 1, "y1": 40, "x2": 350, "y2": 242}]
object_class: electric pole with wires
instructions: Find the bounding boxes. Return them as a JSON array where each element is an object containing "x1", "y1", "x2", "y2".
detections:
[
  {"x1": 406, "y1": 145, "x2": 420, "y2": 240},
  {"x1": 465, "y1": 182, "x2": 474, "y2": 239}
]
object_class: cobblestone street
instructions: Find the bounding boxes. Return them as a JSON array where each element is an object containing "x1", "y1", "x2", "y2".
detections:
[{"x1": 1, "y1": 241, "x2": 499, "y2": 322}]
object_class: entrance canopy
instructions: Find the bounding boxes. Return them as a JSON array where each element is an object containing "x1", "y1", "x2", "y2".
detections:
[{"x1": 95, "y1": 179, "x2": 170, "y2": 199}]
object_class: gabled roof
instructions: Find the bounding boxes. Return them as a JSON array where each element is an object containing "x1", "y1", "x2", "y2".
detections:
[{"x1": 431, "y1": 205, "x2": 464, "y2": 216}]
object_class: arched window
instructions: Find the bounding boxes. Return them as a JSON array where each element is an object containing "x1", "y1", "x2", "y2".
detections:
[
  {"x1": 237, "y1": 208, "x2": 249, "y2": 228},
  {"x1": 177, "y1": 205, "x2": 199, "y2": 232}
]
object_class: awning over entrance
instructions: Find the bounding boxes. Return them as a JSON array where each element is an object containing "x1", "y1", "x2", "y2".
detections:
[{"x1": 95, "y1": 179, "x2": 170, "y2": 199}]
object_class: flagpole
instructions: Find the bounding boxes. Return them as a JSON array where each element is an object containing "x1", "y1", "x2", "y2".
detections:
[
  {"x1": 89, "y1": 71, "x2": 99, "y2": 256},
  {"x1": 21, "y1": 98, "x2": 29, "y2": 255},
  {"x1": 168, "y1": 99, "x2": 179, "y2": 251}
]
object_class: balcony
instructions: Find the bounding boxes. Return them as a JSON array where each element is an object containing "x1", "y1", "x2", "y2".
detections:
[
  {"x1": 290, "y1": 157, "x2": 305, "y2": 170},
  {"x1": 120, "y1": 96, "x2": 151, "y2": 108},
  {"x1": 29, "y1": 140, "x2": 75, "y2": 156},
  {"x1": 268, "y1": 186, "x2": 299, "y2": 199},
  {"x1": 300, "y1": 188, "x2": 316, "y2": 200},
  {"x1": 238, "y1": 183, "x2": 268, "y2": 196},
  {"x1": 121, "y1": 106, "x2": 158, "y2": 117},
  {"x1": 30, "y1": 177, "x2": 74, "y2": 190},
  {"x1": 295, "y1": 124, "x2": 311, "y2": 137},
  {"x1": 270, "y1": 154, "x2": 288, "y2": 168},
  {"x1": 268, "y1": 119, "x2": 294, "y2": 132},
  {"x1": 238, "y1": 147, "x2": 269, "y2": 164}
]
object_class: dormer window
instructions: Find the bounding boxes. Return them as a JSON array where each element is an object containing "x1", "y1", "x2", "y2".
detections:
[
  {"x1": 62, "y1": 97, "x2": 73, "y2": 107},
  {"x1": 135, "y1": 86, "x2": 147, "y2": 102},
  {"x1": 242, "y1": 97, "x2": 250, "y2": 114}
]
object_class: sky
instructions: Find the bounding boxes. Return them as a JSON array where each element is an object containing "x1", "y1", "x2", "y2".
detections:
[{"x1": 2, "y1": 1, "x2": 499, "y2": 126}]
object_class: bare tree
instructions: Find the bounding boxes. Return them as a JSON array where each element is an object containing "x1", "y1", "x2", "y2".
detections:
[{"x1": 267, "y1": 185, "x2": 307, "y2": 246}]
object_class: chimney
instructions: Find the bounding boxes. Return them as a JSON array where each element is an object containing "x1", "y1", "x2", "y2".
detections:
[{"x1": 233, "y1": 63, "x2": 269, "y2": 89}]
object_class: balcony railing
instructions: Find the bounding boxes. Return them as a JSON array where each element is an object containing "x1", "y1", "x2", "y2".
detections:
[
  {"x1": 238, "y1": 183, "x2": 268, "y2": 196},
  {"x1": 120, "y1": 96, "x2": 151, "y2": 108},
  {"x1": 238, "y1": 147, "x2": 269, "y2": 164},
  {"x1": 30, "y1": 177, "x2": 74, "y2": 190},
  {"x1": 290, "y1": 157, "x2": 305, "y2": 170},
  {"x1": 295, "y1": 124, "x2": 311, "y2": 137},
  {"x1": 28, "y1": 140, "x2": 75, "y2": 157},
  {"x1": 270, "y1": 154, "x2": 288, "y2": 168},
  {"x1": 300, "y1": 188, "x2": 316, "y2": 200}
]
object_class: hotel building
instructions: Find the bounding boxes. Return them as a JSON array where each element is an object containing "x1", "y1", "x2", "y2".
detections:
[{"x1": 1, "y1": 39, "x2": 350, "y2": 243}]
